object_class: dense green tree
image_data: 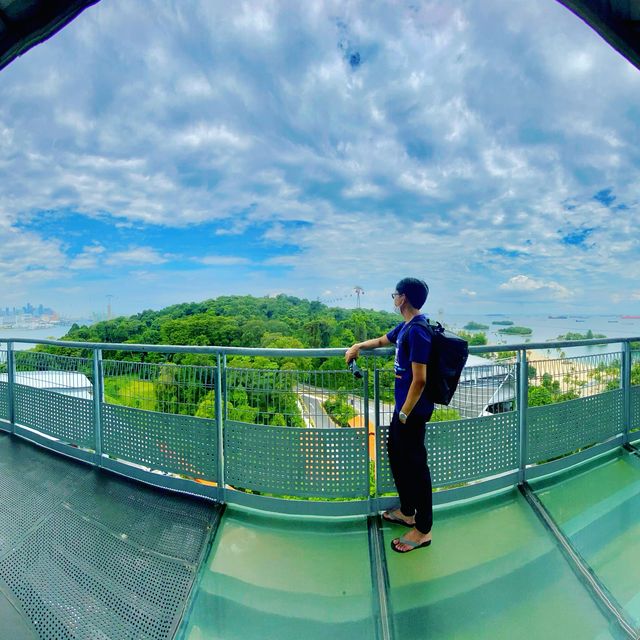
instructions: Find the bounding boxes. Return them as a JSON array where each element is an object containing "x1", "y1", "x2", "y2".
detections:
[
  {"x1": 36, "y1": 294, "x2": 402, "y2": 424},
  {"x1": 528, "y1": 372, "x2": 580, "y2": 406},
  {"x1": 270, "y1": 413, "x2": 287, "y2": 426},
  {"x1": 458, "y1": 330, "x2": 487, "y2": 346},
  {"x1": 55, "y1": 294, "x2": 399, "y2": 356},
  {"x1": 240, "y1": 319, "x2": 268, "y2": 347},
  {"x1": 303, "y1": 319, "x2": 335, "y2": 348},
  {"x1": 323, "y1": 396, "x2": 357, "y2": 427}
]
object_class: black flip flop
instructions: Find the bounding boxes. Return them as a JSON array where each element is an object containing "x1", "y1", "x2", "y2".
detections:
[
  {"x1": 382, "y1": 512, "x2": 414, "y2": 527},
  {"x1": 390, "y1": 536, "x2": 432, "y2": 553}
]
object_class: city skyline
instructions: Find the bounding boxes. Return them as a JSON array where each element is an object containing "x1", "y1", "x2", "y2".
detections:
[
  {"x1": 1, "y1": 1, "x2": 639, "y2": 316},
  {"x1": 0, "y1": 303, "x2": 55, "y2": 316}
]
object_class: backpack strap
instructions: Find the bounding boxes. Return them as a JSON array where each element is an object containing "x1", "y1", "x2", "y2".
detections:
[{"x1": 402, "y1": 317, "x2": 433, "y2": 358}]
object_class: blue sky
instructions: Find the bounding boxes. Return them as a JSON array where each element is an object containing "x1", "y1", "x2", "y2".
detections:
[{"x1": 1, "y1": 0, "x2": 640, "y2": 318}]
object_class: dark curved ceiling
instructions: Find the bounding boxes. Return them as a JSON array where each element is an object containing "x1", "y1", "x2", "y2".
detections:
[
  {"x1": 0, "y1": 0, "x2": 99, "y2": 72},
  {"x1": 558, "y1": 0, "x2": 640, "y2": 70},
  {"x1": 0, "y1": 1, "x2": 639, "y2": 73}
]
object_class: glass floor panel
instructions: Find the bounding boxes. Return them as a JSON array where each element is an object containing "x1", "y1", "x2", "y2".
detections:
[
  {"x1": 533, "y1": 450, "x2": 640, "y2": 627},
  {"x1": 383, "y1": 489, "x2": 624, "y2": 640},
  {"x1": 181, "y1": 507, "x2": 376, "y2": 640}
]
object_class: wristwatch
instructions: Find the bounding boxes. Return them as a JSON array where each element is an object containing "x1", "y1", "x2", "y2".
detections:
[{"x1": 399, "y1": 411, "x2": 408, "y2": 423}]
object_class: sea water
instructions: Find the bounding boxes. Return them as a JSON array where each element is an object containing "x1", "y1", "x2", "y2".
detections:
[
  {"x1": 443, "y1": 313, "x2": 640, "y2": 359},
  {"x1": 0, "y1": 325, "x2": 74, "y2": 359}
]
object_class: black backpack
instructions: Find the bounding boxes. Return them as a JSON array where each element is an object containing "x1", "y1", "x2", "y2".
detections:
[{"x1": 404, "y1": 319, "x2": 469, "y2": 406}]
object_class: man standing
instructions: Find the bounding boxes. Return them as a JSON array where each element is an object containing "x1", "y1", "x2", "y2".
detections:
[{"x1": 345, "y1": 277, "x2": 433, "y2": 554}]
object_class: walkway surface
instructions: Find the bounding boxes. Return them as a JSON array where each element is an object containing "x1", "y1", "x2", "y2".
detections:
[
  {"x1": 0, "y1": 432, "x2": 218, "y2": 640},
  {"x1": 182, "y1": 452, "x2": 640, "y2": 640},
  {"x1": 2, "y1": 430, "x2": 640, "y2": 639}
]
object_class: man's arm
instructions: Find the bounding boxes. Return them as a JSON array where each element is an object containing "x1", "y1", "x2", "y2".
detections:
[
  {"x1": 345, "y1": 335, "x2": 390, "y2": 363},
  {"x1": 399, "y1": 362, "x2": 427, "y2": 421}
]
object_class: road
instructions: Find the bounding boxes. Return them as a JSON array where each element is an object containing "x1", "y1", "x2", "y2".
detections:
[
  {"x1": 299, "y1": 392, "x2": 336, "y2": 429},
  {"x1": 295, "y1": 383, "x2": 395, "y2": 429}
]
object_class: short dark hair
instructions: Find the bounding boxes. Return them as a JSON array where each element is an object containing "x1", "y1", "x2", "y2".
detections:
[{"x1": 396, "y1": 277, "x2": 429, "y2": 309}]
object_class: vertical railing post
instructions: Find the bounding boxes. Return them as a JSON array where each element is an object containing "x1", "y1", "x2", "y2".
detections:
[
  {"x1": 363, "y1": 368, "x2": 371, "y2": 506},
  {"x1": 92, "y1": 349, "x2": 103, "y2": 467},
  {"x1": 622, "y1": 341, "x2": 631, "y2": 446},
  {"x1": 7, "y1": 342, "x2": 15, "y2": 434},
  {"x1": 372, "y1": 367, "x2": 380, "y2": 505},
  {"x1": 216, "y1": 353, "x2": 225, "y2": 503},
  {"x1": 517, "y1": 349, "x2": 529, "y2": 485}
]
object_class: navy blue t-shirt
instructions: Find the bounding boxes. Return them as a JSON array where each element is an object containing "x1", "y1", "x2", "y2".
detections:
[{"x1": 386, "y1": 315, "x2": 433, "y2": 418}]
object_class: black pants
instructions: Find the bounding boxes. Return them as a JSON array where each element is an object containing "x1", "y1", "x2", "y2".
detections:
[{"x1": 387, "y1": 410, "x2": 433, "y2": 534}]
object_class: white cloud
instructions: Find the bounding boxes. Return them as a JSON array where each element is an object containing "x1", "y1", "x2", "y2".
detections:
[
  {"x1": 105, "y1": 247, "x2": 170, "y2": 266},
  {"x1": 397, "y1": 170, "x2": 439, "y2": 196},
  {"x1": 499, "y1": 275, "x2": 572, "y2": 299},
  {"x1": 68, "y1": 244, "x2": 106, "y2": 270},
  {"x1": 342, "y1": 182, "x2": 384, "y2": 198},
  {"x1": 177, "y1": 123, "x2": 252, "y2": 150},
  {"x1": 196, "y1": 256, "x2": 251, "y2": 266},
  {"x1": 1, "y1": 0, "x2": 639, "y2": 315},
  {"x1": 0, "y1": 226, "x2": 66, "y2": 284}
]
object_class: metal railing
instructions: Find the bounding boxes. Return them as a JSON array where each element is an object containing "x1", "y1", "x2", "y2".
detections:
[{"x1": 0, "y1": 335, "x2": 639, "y2": 515}]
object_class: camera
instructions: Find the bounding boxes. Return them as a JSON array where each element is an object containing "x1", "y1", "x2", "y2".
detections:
[{"x1": 348, "y1": 359, "x2": 363, "y2": 379}]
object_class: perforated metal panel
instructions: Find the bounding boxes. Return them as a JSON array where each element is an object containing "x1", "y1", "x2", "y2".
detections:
[
  {"x1": 0, "y1": 509, "x2": 196, "y2": 640},
  {"x1": 0, "y1": 438, "x2": 91, "y2": 555},
  {"x1": 224, "y1": 421, "x2": 369, "y2": 497},
  {"x1": 375, "y1": 424, "x2": 395, "y2": 495},
  {"x1": 631, "y1": 386, "x2": 640, "y2": 431},
  {"x1": 65, "y1": 474, "x2": 213, "y2": 563},
  {"x1": 0, "y1": 381, "x2": 8, "y2": 421},
  {"x1": 14, "y1": 386, "x2": 94, "y2": 448},
  {"x1": 376, "y1": 412, "x2": 519, "y2": 493},
  {"x1": 527, "y1": 389, "x2": 623, "y2": 464},
  {"x1": 101, "y1": 404, "x2": 217, "y2": 479},
  {"x1": 0, "y1": 434, "x2": 217, "y2": 640},
  {"x1": 428, "y1": 412, "x2": 519, "y2": 486}
]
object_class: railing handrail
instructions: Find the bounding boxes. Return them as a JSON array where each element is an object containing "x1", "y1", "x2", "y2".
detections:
[
  {"x1": 0, "y1": 332, "x2": 638, "y2": 516},
  {"x1": 2, "y1": 335, "x2": 640, "y2": 356}
]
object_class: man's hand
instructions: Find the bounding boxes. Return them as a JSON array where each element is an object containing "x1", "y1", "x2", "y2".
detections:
[
  {"x1": 345, "y1": 344, "x2": 360, "y2": 363},
  {"x1": 345, "y1": 335, "x2": 390, "y2": 364}
]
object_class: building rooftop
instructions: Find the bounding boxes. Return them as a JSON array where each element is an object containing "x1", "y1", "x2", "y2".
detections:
[{"x1": 0, "y1": 371, "x2": 92, "y2": 396}]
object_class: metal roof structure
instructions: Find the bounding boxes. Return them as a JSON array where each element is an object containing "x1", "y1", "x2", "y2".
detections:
[
  {"x1": 0, "y1": 0, "x2": 98, "y2": 72},
  {"x1": 0, "y1": 370, "x2": 93, "y2": 398},
  {"x1": 1, "y1": 1, "x2": 640, "y2": 74},
  {"x1": 558, "y1": 0, "x2": 640, "y2": 71}
]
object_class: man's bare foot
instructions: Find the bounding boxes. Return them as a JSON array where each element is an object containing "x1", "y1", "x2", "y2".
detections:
[
  {"x1": 382, "y1": 508, "x2": 415, "y2": 526},
  {"x1": 392, "y1": 527, "x2": 432, "y2": 552}
]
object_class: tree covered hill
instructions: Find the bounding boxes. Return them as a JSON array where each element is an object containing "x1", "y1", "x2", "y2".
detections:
[{"x1": 63, "y1": 295, "x2": 399, "y2": 351}]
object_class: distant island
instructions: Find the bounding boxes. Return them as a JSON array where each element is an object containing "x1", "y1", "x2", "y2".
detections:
[
  {"x1": 556, "y1": 330, "x2": 606, "y2": 341},
  {"x1": 464, "y1": 321, "x2": 489, "y2": 330},
  {"x1": 491, "y1": 320, "x2": 514, "y2": 326},
  {"x1": 498, "y1": 326, "x2": 532, "y2": 335}
]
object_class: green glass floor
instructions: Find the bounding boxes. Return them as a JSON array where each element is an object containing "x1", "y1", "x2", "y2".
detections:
[
  {"x1": 532, "y1": 449, "x2": 640, "y2": 628},
  {"x1": 383, "y1": 489, "x2": 625, "y2": 640},
  {"x1": 180, "y1": 509, "x2": 376, "y2": 640},
  {"x1": 183, "y1": 485, "x2": 633, "y2": 639},
  {"x1": 2, "y1": 426, "x2": 640, "y2": 639}
]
